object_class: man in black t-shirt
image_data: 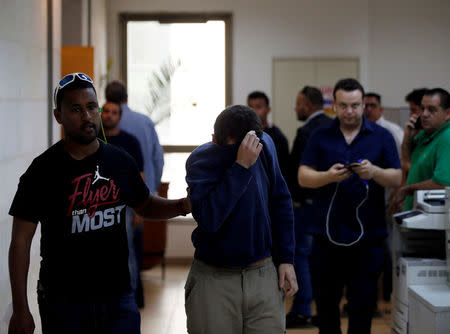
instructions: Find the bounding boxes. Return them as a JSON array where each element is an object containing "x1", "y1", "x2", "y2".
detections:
[
  {"x1": 101, "y1": 100, "x2": 146, "y2": 306},
  {"x1": 8, "y1": 73, "x2": 190, "y2": 334},
  {"x1": 247, "y1": 91, "x2": 289, "y2": 179},
  {"x1": 102, "y1": 101, "x2": 144, "y2": 174}
]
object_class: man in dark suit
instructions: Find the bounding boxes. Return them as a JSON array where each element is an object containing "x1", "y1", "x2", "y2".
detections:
[{"x1": 286, "y1": 86, "x2": 331, "y2": 328}]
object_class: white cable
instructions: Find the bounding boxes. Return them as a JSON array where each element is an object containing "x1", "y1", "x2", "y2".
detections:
[{"x1": 325, "y1": 182, "x2": 369, "y2": 247}]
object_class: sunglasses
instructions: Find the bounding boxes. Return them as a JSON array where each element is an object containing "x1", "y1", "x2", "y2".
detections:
[{"x1": 53, "y1": 72, "x2": 93, "y2": 107}]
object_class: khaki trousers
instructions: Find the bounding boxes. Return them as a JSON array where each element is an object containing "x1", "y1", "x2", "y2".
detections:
[{"x1": 185, "y1": 258, "x2": 285, "y2": 334}]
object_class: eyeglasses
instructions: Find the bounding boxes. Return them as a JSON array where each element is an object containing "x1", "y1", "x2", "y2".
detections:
[
  {"x1": 53, "y1": 73, "x2": 93, "y2": 107},
  {"x1": 335, "y1": 103, "x2": 362, "y2": 111}
]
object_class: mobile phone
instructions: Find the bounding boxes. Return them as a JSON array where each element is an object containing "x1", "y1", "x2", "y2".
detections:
[
  {"x1": 344, "y1": 162, "x2": 362, "y2": 169},
  {"x1": 414, "y1": 116, "x2": 422, "y2": 129}
]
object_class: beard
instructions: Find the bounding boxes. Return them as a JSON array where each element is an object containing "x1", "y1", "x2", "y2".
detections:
[
  {"x1": 101, "y1": 118, "x2": 119, "y2": 131},
  {"x1": 67, "y1": 123, "x2": 99, "y2": 145},
  {"x1": 72, "y1": 131, "x2": 98, "y2": 145}
]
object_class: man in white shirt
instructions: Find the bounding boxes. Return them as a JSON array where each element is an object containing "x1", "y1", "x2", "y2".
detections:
[
  {"x1": 364, "y1": 92, "x2": 403, "y2": 303},
  {"x1": 364, "y1": 92, "x2": 404, "y2": 155}
]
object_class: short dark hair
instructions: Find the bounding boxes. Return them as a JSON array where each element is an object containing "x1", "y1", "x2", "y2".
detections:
[
  {"x1": 333, "y1": 78, "x2": 365, "y2": 100},
  {"x1": 247, "y1": 91, "x2": 270, "y2": 106},
  {"x1": 425, "y1": 88, "x2": 450, "y2": 110},
  {"x1": 301, "y1": 86, "x2": 323, "y2": 108},
  {"x1": 56, "y1": 78, "x2": 97, "y2": 111},
  {"x1": 405, "y1": 88, "x2": 427, "y2": 106},
  {"x1": 103, "y1": 101, "x2": 122, "y2": 116},
  {"x1": 364, "y1": 92, "x2": 382, "y2": 104},
  {"x1": 214, "y1": 105, "x2": 263, "y2": 146},
  {"x1": 105, "y1": 81, "x2": 128, "y2": 104}
]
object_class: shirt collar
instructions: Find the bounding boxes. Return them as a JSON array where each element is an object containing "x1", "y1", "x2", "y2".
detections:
[
  {"x1": 330, "y1": 115, "x2": 374, "y2": 135},
  {"x1": 303, "y1": 110, "x2": 325, "y2": 126},
  {"x1": 375, "y1": 116, "x2": 385, "y2": 124},
  {"x1": 414, "y1": 121, "x2": 450, "y2": 145},
  {"x1": 120, "y1": 103, "x2": 131, "y2": 114},
  {"x1": 361, "y1": 116, "x2": 375, "y2": 133}
]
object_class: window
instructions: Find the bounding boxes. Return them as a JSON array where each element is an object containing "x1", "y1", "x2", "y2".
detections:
[{"x1": 121, "y1": 13, "x2": 232, "y2": 198}]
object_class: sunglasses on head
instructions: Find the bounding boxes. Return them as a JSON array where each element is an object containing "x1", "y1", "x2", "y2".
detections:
[{"x1": 53, "y1": 72, "x2": 93, "y2": 107}]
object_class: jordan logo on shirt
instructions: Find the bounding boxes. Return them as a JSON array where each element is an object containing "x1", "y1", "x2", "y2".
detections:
[
  {"x1": 92, "y1": 165, "x2": 110, "y2": 184},
  {"x1": 67, "y1": 165, "x2": 123, "y2": 234}
]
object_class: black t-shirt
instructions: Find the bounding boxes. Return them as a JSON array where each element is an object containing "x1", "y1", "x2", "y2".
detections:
[
  {"x1": 106, "y1": 131, "x2": 144, "y2": 172},
  {"x1": 264, "y1": 125, "x2": 289, "y2": 180},
  {"x1": 9, "y1": 140, "x2": 149, "y2": 300}
]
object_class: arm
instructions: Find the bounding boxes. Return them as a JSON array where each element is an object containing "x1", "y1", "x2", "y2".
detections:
[
  {"x1": 261, "y1": 135, "x2": 298, "y2": 295},
  {"x1": 373, "y1": 166, "x2": 402, "y2": 187},
  {"x1": 401, "y1": 114, "x2": 421, "y2": 173},
  {"x1": 187, "y1": 132, "x2": 262, "y2": 233},
  {"x1": 390, "y1": 179, "x2": 445, "y2": 214},
  {"x1": 8, "y1": 217, "x2": 37, "y2": 334},
  {"x1": 298, "y1": 164, "x2": 352, "y2": 188},
  {"x1": 134, "y1": 194, "x2": 190, "y2": 220},
  {"x1": 352, "y1": 160, "x2": 402, "y2": 188},
  {"x1": 278, "y1": 263, "x2": 298, "y2": 297},
  {"x1": 401, "y1": 179, "x2": 445, "y2": 195}
]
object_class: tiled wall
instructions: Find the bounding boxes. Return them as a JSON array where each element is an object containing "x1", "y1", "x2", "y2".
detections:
[{"x1": 0, "y1": 1, "x2": 60, "y2": 333}]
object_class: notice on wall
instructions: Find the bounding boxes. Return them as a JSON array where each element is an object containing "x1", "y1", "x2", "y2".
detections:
[{"x1": 320, "y1": 85, "x2": 335, "y2": 116}]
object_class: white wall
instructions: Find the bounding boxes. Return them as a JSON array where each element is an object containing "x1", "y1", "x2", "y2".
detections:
[
  {"x1": 107, "y1": 0, "x2": 370, "y2": 108},
  {"x1": 166, "y1": 219, "x2": 196, "y2": 258},
  {"x1": 107, "y1": 0, "x2": 450, "y2": 112},
  {"x1": 62, "y1": 0, "x2": 83, "y2": 45},
  {"x1": 60, "y1": 0, "x2": 107, "y2": 103},
  {"x1": 0, "y1": 1, "x2": 61, "y2": 333},
  {"x1": 367, "y1": 0, "x2": 450, "y2": 107},
  {"x1": 92, "y1": 0, "x2": 108, "y2": 104}
]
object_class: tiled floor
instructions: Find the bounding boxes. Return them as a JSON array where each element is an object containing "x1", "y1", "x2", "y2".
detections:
[{"x1": 140, "y1": 264, "x2": 392, "y2": 334}]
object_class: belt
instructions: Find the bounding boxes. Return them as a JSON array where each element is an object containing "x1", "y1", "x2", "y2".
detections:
[{"x1": 220, "y1": 256, "x2": 272, "y2": 270}]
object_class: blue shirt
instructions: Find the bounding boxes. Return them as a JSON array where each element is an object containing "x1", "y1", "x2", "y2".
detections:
[
  {"x1": 301, "y1": 116, "x2": 400, "y2": 242},
  {"x1": 186, "y1": 133, "x2": 295, "y2": 267},
  {"x1": 119, "y1": 104, "x2": 164, "y2": 194}
]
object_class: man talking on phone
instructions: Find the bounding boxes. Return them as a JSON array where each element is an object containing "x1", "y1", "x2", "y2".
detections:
[{"x1": 390, "y1": 88, "x2": 450, "y2": 212}]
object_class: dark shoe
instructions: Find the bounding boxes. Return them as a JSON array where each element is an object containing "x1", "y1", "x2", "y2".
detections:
[
  {"x1": 372, "y1": 309, "x2": 382, "y2": 318},
  {"x1": 286, "y1": 312, "x2": 311, "y2": 328},
  {"x1": 341, "y1": 303, "x2": 349, "y2": 317},
  {"x1": 311, "y1": 315, "x2": 319, "y2": 327}
]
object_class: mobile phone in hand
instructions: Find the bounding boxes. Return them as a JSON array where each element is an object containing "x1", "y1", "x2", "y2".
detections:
[
  {"x1": 344, "y1": 162, "x2": 362, "y2": 169},
  {"x1": 414, "y1": 116, "x2": 422, "y2": 129}
]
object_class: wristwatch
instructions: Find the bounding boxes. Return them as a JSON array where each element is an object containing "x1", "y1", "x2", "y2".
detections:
[{"x1": 178, "y1": 198, "x2": 188, "y2": 216}]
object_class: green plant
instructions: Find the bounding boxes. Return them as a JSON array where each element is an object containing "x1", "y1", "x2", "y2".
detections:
[
  {"x1": 147, "y1": 58, "x2": 181, "y2": 125},
  {"x1": 99, "y1": 57, "x2": 114, "y2": 93}
]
